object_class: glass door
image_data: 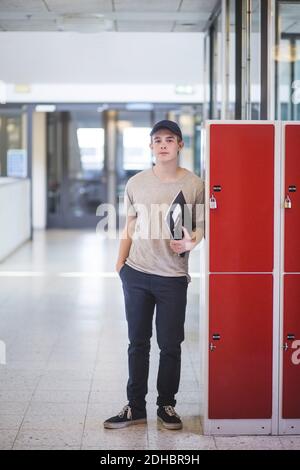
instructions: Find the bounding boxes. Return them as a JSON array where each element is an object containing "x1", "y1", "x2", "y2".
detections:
[
  {"x1": 47, "y1": 110, "x2": 107, "y2": 228},
  {"x1": 276, "y1": 1, "x2": 300, "y2": 120}
]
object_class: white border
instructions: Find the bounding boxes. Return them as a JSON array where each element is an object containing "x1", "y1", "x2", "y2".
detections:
[
  {"x1": 201, "y1": 119, "x2": 210, "y2": 435},
  {"x1": 278, "y1": 122, "x2": 300, "y2": 435},
  {"x1": 272, "y1": 120, "x2": 282, "y2": 435},
  {"x1": 202, "y1": 120, "x2": 279, "y2": 436}
]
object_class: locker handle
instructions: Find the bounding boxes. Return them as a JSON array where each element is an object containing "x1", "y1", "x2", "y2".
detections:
[
  {"x1": 287, "y1": 333, "x2": 295, "y2": 340},
  {"x1": 283, "y1": 343, "x2": 289, "y2": 351},
  {"x1": 209, "y1": 343, "x2": 216, "y2": 352}
]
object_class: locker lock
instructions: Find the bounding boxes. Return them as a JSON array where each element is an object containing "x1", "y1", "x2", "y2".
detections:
[
  {"x1": 283, "y1": 335, "x2": 296, "y2": 351},
  {"x1": 210, "y1": 195, "x2": 217, "y2": 210},
  {"x1": 284, "y1": 195, "x2": 292, "y2": 209}
]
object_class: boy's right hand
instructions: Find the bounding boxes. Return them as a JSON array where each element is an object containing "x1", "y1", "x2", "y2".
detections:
[{"x1": 116, "y1": 262, "x2": 125, "y2": 274}]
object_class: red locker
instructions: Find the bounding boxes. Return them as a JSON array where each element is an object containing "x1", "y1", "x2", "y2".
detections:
[
  {"x1": 204, "y1": 121, "x2": 300, "y2": 434},
  {"x1": 282, "y1": 275, "x2": 300, "y2": 419},
  {"x1": 209, "y1": 274, "x2": 273, "y2": 419},
  {"x1": 281, "y1": 124, "x2": 300, "y2": 423},
  {"x1": 205, "y1": 122, "x2": 276, "y2": 433},
  {"x1": 209, "y1": 124, "x2": 275, "y2": 272},
  {"x1": 284, "y1": 125, "x2": 300, "y2": 273}
]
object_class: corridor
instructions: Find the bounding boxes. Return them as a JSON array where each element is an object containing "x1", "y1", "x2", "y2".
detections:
[{"x1": 0, "y1": 231, "x2": 296, "y2": 450}]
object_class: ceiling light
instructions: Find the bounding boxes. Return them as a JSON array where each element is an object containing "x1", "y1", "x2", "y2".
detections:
[
  {"x1": 175, "y1": 85, "x2": 195, "y2": 95},
  {"x1": 35, "y1": 105, "x2": 56, "y2": 112},
  {"x1": 14, "y1": 84, "x2": 31, "y2": 93},
  {"x1": 126, "y1": 103, "x2": 154, "y2": 111},
  {"x1": 57, "y1": 14, "x2": 113, "y2": 33}
]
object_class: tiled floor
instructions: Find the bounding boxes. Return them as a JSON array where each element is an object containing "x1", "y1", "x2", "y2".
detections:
[{"x1": 0, "y1": 230, "x2": 297, "y2": 450}]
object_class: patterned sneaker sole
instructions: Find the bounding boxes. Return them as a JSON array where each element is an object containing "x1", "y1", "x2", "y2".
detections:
[
  {"x1": 157, "y1": 416, "x2": 183, "y2": 430},
  {"x1": 103, "y1": 418, "x2": 147, "y2": 429}
]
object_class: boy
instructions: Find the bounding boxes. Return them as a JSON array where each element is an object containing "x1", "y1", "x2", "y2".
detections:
[{"x1": 104, "y1": 120, "x2": 204, "y2": 430}]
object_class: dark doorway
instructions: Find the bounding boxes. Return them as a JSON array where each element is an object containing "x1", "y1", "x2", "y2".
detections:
[{"x1": 47, "y1": 110, "x2": 107, "y2": 228}]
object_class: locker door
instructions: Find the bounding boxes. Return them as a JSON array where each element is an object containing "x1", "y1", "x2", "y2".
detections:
[
  {"x1": 209, "y1": 124, "x2": 274, "y2": 272},
  {"x1": 209, "y1": 274, "x2": 273, "y2": 419},
  {"x1": 282, "y1": 123, "x2": 300, "y2": 423},
  {"x1": 282, "y1": 275, "x2": 300, "y2": 419},
  {"x1": 284, "y1": 125, "x2": 300, "y2": 272}
]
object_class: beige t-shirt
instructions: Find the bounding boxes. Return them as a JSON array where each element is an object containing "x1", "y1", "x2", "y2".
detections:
[{"x1": 123, "y1": 167, "x2": 205, "y2": 283}]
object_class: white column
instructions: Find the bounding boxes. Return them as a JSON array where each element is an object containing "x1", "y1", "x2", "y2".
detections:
[{"x1": 32, "y1": 111, "x2": 47, "y2": 229}]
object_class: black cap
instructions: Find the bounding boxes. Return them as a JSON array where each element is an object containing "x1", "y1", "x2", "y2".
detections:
[{"x1": 150, "y1": 120, "x2": 183, "y2": 141}]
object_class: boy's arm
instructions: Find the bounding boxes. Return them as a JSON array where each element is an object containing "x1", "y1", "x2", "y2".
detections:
[
  {"x1": 190, "y1": 226, "x2": 204, "y2": 248},
  {"x1": 116, "y1": 215, "x2": 136, "y2": 272}
]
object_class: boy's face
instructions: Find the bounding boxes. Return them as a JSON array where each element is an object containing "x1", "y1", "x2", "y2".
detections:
[{"x1": 149, "y1": 128, "x2": 184, "y2": 164}]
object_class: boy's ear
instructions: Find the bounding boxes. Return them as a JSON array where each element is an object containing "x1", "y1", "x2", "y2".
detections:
[
  {"x1": 149, "y1": 142, "x2": 153, "y2": 150},
  {"x1": 179, "y1": 140, "x2": 184, "y2": 150}
]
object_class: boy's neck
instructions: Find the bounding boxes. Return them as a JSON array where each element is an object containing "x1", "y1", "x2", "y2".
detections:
[{"x1": 153, "y1": 161, "x2": 185, "y2": 182}]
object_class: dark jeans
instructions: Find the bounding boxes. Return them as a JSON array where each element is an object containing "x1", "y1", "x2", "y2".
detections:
[{"x1": 119, "y1": 263, "x2": 188, "y2": 412}]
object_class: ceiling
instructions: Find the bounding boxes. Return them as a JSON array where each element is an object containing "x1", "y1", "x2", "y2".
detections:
[{"x1": 0, "y1": 0, "x2": 220, "y2": 33}]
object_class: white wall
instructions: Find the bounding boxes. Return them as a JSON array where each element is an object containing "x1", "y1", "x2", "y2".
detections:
[
  {"x1": 0, "y1": 31, "x2": 204, "y2": 103},
  {"x1": 4, "y1": 83, "x2": 204, "y2": 103},
  {"x1": 0, "y1": 178, "x2": 31, "y2": 261}
]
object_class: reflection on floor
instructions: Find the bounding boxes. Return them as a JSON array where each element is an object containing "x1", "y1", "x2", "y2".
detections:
[{"x1": 0, "y1": 230, "x2": 296, "y2": 450}]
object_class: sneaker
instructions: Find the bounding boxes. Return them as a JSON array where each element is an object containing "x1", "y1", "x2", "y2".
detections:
[
  {"x1": 157, "y1": 405, "x2": 182, "y2": 430},
  {"x1": 103, "y1": 405, "x2": 147, "y2": 429}
]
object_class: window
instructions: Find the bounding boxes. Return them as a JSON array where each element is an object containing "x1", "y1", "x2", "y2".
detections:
[
  {"x1": 76, "y1": 128, "x2": 104, "y2": 172},
  {"x1": 123, "y1": 127, "x2": 152, "y2": 171},
  {"x1": 276, "y1": 1, "x2": 300, "y2": 120},
  {"x1": 0, "y1": 110, "x2": 25, "y2": 177}
]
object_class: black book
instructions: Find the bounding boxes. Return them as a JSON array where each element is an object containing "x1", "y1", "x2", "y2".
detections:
[{"x1": 165, "y1": 190, "x2": 192, "y2": 258}]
